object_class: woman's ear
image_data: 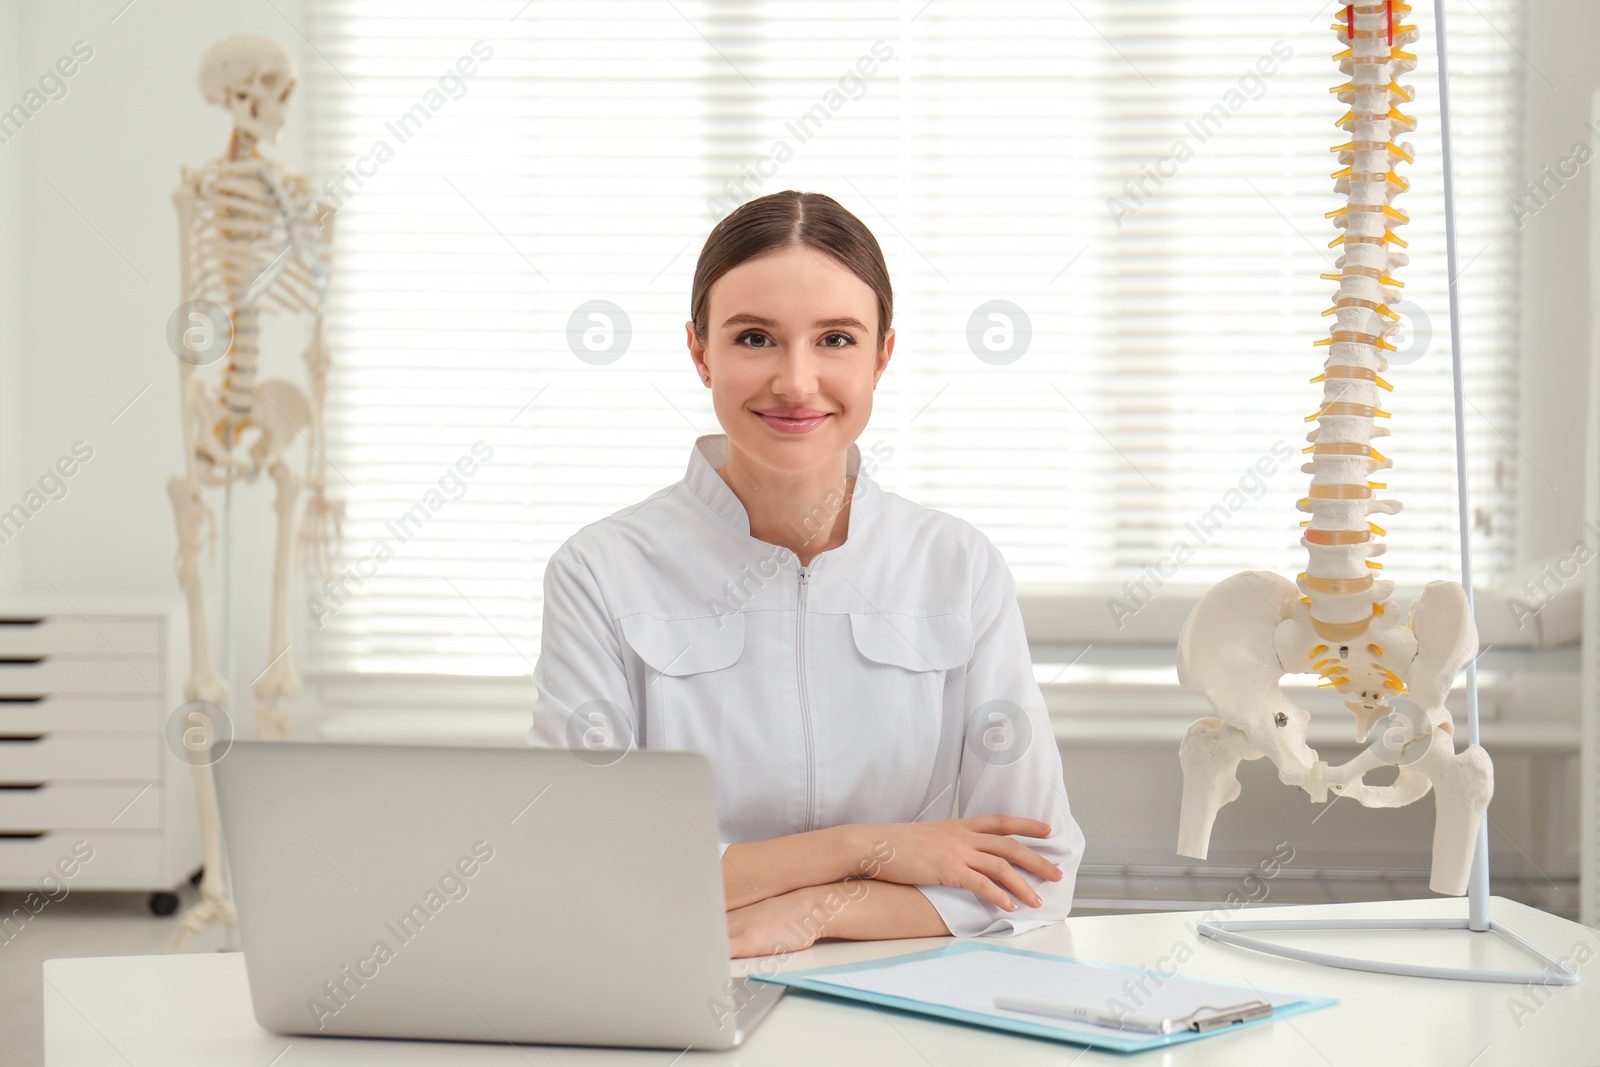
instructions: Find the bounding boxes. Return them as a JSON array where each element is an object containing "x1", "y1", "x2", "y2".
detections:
[
  {"x1": 873, "y1": 326, "x2": 895, "y2": 387},
  {"x1": 686, "y1": 321, "x2": 710, "y2": 384}
]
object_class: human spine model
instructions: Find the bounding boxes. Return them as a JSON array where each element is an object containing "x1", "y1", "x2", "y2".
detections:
[
  {"x1": 165, "y1": 35, "x2": 340, "y2": 951},
  {"x1": 1175, "y1": 2, "x2": 1493, "y2": 896}
]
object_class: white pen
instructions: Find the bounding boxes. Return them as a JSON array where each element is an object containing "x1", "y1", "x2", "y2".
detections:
[{"x1": 992, "y1": 994, "x2": 1176, "y2": 1034}]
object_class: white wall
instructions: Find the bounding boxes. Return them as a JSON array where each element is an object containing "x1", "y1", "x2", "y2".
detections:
[
  {"x1": 0, "y1": 0, "x2": 25, "y2": 594},
  {"x1": 1517, "y1": 0, "x2": 1600, "y2": 565}
]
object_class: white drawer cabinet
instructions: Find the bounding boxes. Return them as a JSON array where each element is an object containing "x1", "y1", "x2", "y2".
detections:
[
  {"x1": 0, "y1": 599, "x2": 200, "y2": 910},
  {"x1": 0, "y1": 619, "x2": 163, "y2": 657},
  {"x1": 0, "y1": 832, "x2": 164, "y2": 884},
  {"x1": 0, "y1": 735, "x2": 163, "y2": 781},
  {"x1": 0, "y1": 696, "x2": 163, "y2": 734},
  {"x1": 0, "y1": 659, "x2": 166, "y2": 696},
  {"x1": 0, "y1": 783, "x2": 163, "y2": 830}
]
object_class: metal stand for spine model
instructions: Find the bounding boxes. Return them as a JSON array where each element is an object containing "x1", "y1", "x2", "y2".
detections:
[{"x1": 1175, "y1": 1, "x2": 1579, "y2": 985}]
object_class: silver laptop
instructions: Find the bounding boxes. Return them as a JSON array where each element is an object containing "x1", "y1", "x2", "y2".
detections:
[{"x1": 213, "y1": 740, "x2": 784, "y2": 1050}]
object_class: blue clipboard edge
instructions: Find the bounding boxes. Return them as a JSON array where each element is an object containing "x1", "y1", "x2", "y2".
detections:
[{"x1": 747, "y1": 941, "x2": 1339, "y2": 1055}]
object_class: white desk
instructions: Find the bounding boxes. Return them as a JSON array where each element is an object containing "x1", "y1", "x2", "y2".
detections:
[{"x1": 43, "y1": 896, "x2": 1598, "y2": 1065}]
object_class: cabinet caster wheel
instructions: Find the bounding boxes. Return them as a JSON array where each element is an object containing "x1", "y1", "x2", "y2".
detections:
[
  {"x1": 189, "y1": 867, "x2": 204, "y2": 887},
  {"x1": 149, "y1": 892, "x2": 180, "y2": 917}
]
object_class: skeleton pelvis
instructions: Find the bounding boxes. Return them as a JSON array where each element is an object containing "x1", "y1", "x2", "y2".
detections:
[
  {"x1": 188, "y1": 375, "x2": 311, "y2": 481},
  {"x1": 1175, "y1": 570, "x2": 1491, "y2": 895}
]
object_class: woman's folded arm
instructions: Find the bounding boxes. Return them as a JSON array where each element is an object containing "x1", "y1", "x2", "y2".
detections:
[{"x1": 721, "y1": 824, "x2": 881, "y2": 911}]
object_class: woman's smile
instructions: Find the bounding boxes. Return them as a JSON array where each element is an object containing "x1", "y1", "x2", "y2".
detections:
[{"x1": 755, "y1": 407, "x2": 832, "y2": 434}]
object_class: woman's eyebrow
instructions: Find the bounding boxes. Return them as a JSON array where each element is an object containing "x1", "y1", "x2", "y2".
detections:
[{"x1": 722, "y1": 313, "x2": 867, "y2": 331}]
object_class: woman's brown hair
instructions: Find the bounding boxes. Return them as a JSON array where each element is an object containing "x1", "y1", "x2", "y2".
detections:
[{"x1": 690, "y1": 190, "x2": 893, "y2": 352}]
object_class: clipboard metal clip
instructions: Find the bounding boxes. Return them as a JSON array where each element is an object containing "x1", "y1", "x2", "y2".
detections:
[{"x1": 1183, "y1": 999, "x2": 1275, "y2": 1032}]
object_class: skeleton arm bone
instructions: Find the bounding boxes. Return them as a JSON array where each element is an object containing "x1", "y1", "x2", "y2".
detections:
[
  {"x1": 296, "y1": 196, "x2": 342, "y2": 584},
  {"x1": 172, "y1": 170, "x2": 204, "y2": 482}
]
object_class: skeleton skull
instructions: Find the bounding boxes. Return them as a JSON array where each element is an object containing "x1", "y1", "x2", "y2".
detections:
[{"x1": 197, "y1": 34, "x2": 296, "y2": 144}]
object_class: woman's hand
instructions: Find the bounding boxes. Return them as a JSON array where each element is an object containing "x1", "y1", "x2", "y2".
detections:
[
  {"x1": 726, "y1": 884, "x2": 832, "y2": 959},
  {"x1": 862, "y1": 815, "x2": 1063, "y2": 912}
]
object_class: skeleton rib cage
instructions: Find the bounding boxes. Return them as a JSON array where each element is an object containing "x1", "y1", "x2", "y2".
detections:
[{"x1": 181, "y1": 153, "x2": 330, "y2": 431}]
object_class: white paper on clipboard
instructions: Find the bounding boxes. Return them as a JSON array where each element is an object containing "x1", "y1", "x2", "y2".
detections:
[{"x1": 809, "y1": 947, "x2": 1310, "y2": 1040}]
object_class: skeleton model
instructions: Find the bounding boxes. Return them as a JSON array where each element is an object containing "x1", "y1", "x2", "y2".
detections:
[
  {"x1": 164, "y1": 35, "x2": 341, "y2": 951},
  {"x1": 1175, "y1": 1, "x2": 1493, "y2": 897}
]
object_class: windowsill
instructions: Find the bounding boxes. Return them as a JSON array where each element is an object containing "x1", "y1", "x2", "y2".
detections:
[
  {"x1": 1047, "y1": 715, "x2": 1578, "y2": 750},
  {"x1": 302, "y1": 649, "x2": 1575, "y2": 750},
  {"x1": 305, "y1": 689, "x2": 1579, "y2": 753},
  {"x1": 300, "y1": 580, "x2": 1581, "y2": 743},
  {"x1": 1014, "y1": 580, "x2": 1581, "y2": 650},
  {"x1": 316, "y1": 706, "x2": 533, "y2": 746}
]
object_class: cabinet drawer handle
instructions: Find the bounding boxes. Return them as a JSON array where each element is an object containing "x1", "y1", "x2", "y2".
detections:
[
  {"x1": 0, "y1": 618, "x2": 44, "y2": 627},
  {"x1": 0, "y1": 831, "x2": 46, "y2": 839},
  {"x1": 0, "y1": 783, "x2": 44, "y2": 790},
  {"x1": 0, "y1": 696, "x2": 45, "y2": 704},
  {"x1": 0, "y1": 735, "x2": 45, "y2": 743},
  {"x1": 0, "y1": 657, "x2": 45, "y2": 665}
]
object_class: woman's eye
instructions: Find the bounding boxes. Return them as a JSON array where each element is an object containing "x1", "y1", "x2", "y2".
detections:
[{"x1": 734, "y1": 330, "x2": 854, "y2": 349}]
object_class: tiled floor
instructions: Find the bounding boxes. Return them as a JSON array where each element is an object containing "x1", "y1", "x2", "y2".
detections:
[{"x1": 1, "y1": 881, "x2": 234, "y2": 1067}]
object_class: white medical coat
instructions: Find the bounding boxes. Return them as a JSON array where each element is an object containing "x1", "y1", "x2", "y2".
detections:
[{"x1": 527, "y1": 433, "x2": 1086, "y2": 937}]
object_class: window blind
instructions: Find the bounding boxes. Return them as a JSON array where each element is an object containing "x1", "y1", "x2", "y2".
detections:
[{"x1": 303, "y1": 0, "x2": 1524, "y2": 677}]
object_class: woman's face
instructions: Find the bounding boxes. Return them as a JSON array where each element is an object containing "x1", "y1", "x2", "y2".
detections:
[{"x1": 688, "y1": 243, "x2": 893, "y2": 475}]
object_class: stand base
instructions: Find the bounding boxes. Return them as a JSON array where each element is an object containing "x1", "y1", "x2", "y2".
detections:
[{"x1": 1198, "y1": 916, "x2": 1581, "y2": 985}]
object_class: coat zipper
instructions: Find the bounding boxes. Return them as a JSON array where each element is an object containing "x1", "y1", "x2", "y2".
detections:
[{"x1": 796, "y1": 562, "x2": 815, "y2": 832}]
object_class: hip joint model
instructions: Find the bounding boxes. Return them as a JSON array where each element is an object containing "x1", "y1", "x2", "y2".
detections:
[{"x1": 1175, "y1": 1, "x2": 1493, "y2": 896}]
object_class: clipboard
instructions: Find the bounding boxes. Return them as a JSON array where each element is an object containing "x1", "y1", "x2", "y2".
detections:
[{"x1": 749, "y1": 942, "x2": 1338, "y2": 1054}]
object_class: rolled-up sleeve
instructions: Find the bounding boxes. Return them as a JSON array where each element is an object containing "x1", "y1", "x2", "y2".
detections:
[{"x1": 915, "y1": 537, "x2": 1087, "y2": 937}]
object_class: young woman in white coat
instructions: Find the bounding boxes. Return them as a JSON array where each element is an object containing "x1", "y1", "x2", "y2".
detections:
[{"x1": 530, "y1": 190, "x2": 1087, "y2": 958}]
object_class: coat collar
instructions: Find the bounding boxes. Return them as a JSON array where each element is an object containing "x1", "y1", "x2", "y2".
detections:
[{"x1": 683, "y1": 433, "x2": 879, "y2": 546}]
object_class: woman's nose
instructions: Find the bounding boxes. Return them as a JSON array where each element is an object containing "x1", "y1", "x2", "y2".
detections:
[{"x1": 769, "y1": 349, "x2": 822, "y2": 395}]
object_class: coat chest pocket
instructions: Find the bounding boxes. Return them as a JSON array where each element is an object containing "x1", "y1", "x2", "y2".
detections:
[
  {"x1": 618, "y1": 612, "x2": 746, "y2": 749},
  {"x1": 847, "y1": 611, "x2": 973, "y2": 673},
  {"x1": 843, "y1": 611, "x2": 974, "y2": 729}
]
